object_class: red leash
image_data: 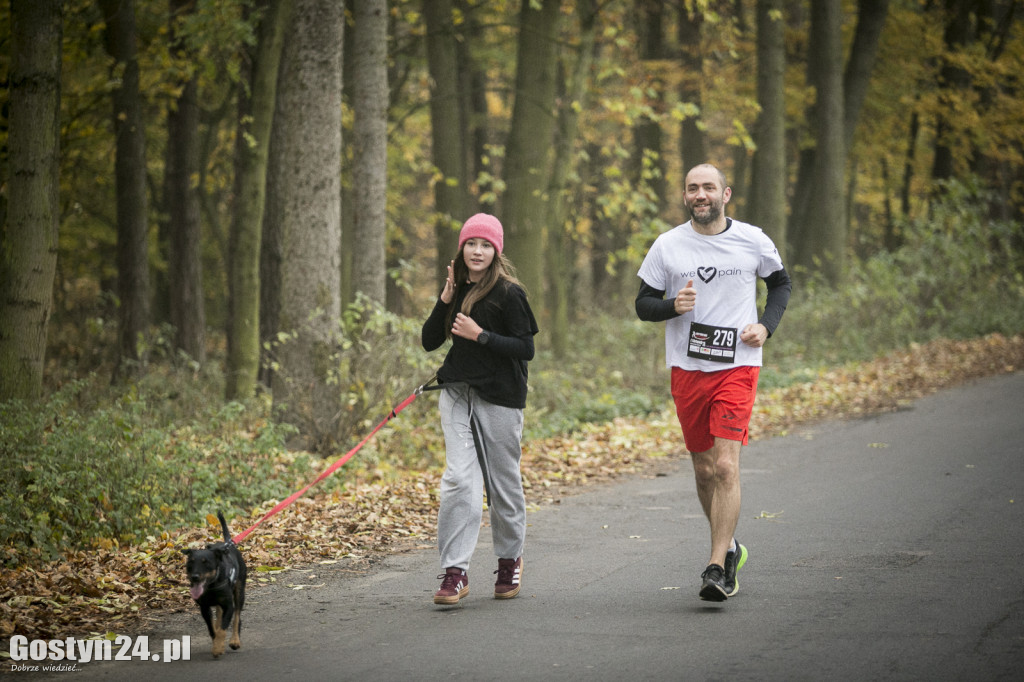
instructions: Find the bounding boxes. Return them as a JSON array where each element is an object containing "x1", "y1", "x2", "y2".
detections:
[{"x1": 232, "y1": 376, "x2": 437, "y2": 544}]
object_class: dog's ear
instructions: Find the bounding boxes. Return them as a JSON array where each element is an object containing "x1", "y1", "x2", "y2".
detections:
[
  {"x1": 181, "y1": 549, "x2": 194, "y2": 557},
  {"x1": 213, "y1": 547, "x2": 226, "y2": 559}
]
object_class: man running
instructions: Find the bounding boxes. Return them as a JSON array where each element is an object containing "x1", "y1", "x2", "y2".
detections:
[{"x1": 635, "y1": 163, "x2": 792, "y2": 601}]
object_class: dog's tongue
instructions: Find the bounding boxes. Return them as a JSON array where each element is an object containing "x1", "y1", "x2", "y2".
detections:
[{"x1": 190, "y1": 584, "x2": 204, "y2": 600}]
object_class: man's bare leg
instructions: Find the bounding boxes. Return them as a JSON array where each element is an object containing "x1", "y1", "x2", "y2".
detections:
[{"x1": 691, "y1": 437, "x2": 742, "y2": 567}]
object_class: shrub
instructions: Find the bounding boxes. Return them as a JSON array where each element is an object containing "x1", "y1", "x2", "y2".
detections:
[
  {"x1": 773, "y1": 181, "x2": 1024, "y2": 371},
  {"x1": 0, "y1": 374, "x2": 303, "y2": 564},
  {"x1": 1, "y1": 380, "x2": 165, "y2": 561},
  {"x1": 262, "y1": 295, "x2": 442, "y2": 454}
]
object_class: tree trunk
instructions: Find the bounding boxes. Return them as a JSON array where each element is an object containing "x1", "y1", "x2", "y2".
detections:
[
  {"x1": 455, "y1": 1, "x2": 490, "y2": 214},
  {"x1": 351, "y1": 0, "x2": 389, "y2": 306},
  {"x1": 99, "y1": 0, "x2": 150, "y2": 379},
  {"x1": 791, "y1": 0, "x2": 846, "y2": 282},
  {"x1": 424, "y1": 0, "x2": 471, "y2": 272},
  {"x1": 730, "y1": 0, "x2": 751, "y2": 208},
  {"x1": 226, "y1": 0, "x2": 291, "y2": 400},
  {"x1": 842, "y1": 0, "x2": 890, "y2": 244},
  {"x1": 164, "y1": 0, "x2": 205, "y2": 364},
  {"x1": 678, "y1": 5, "x2": 706, "y2": 173},
  {"x1": 843, "y1": 0, "x2": 890, "y2": 151},
  {"x1": 749, "y1": 0, "x2": 787, "y2": 259},
  {"x1": 960, "y1": 1, "x2": 1016, "y2": 220},
  {"x1": 899, "y1": 110, "x2": 919, "y2": 224},
  {"x1": 931, "y1": 0, "x2": 972, "y2": 184},
  {"x1": 339, "y1": 5, "x2": 355, "y2": 308},
  {"x1": 502, "y1": 0, "x2": 562, "y2": 306},
  {"x1": 632, "y1": 0, "x2": 666, "y2": 211},
  {"x1": 259, "y1": 3, "x2": 296, "y2": 390},
  {"x1": 585, "y1": 140, "x2": 617, "y2": 303},
  {"x1": 0, "y1": 0, "x2": 62, "y2": 401},
  {"x1": 271, "y1": 0, "x2": 344, "y2": 450},
  {"x1": 545, "y1": 0, "x2": 598, "y2": 358}
]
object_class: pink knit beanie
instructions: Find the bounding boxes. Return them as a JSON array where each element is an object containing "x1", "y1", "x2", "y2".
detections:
[{"x1": 458, "y1": 213, "x2": 504, "y2": 255}]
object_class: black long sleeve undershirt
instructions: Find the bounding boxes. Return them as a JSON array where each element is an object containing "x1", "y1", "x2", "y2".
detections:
[
  {"x1": 633, "y1": 281, "x2": 678, "y2": 322},
  {"x1": 758, "y1": 268, "x2": 792, "y2": 336},
  {"x1": 634, "y1": 267, "x2": 793, "y2": 337}
]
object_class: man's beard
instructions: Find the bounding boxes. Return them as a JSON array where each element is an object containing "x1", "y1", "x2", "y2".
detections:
[{"x1": 688, "y1": 201, "x2": 722, "y2": 225}]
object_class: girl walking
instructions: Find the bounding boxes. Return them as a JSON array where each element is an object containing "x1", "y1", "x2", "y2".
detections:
[{"x1": 421, "y1": 213, "x2": 539, "y2": 605}]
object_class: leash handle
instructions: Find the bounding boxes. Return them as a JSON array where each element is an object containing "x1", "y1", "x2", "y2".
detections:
[{"x1": 416, "y1": 373, "x2": 442, "y2": 394}]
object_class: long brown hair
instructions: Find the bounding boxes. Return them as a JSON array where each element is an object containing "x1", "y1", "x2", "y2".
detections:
[{"x1": 444, "y1": 248, "x2": 525, "y2": 338}]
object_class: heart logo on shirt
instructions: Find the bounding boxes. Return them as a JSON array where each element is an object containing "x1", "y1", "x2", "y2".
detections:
[{"x1": 697, "y1": 266, "x2": 717, "y2": 283}]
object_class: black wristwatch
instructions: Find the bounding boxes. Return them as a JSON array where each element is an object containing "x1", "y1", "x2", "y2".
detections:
[{"x1": 478, "y1": 331, "x2": 491, "y2": 346}]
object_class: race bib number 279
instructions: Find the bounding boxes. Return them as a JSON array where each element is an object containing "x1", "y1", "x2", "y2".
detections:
[{"x1": 687, "y1": 321, "x2": 737, "y2": 363}]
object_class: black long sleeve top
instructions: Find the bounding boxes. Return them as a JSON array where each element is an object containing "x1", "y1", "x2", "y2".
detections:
[{"x1": 422, "y1": 279, "x2": 539, "y2": 409}]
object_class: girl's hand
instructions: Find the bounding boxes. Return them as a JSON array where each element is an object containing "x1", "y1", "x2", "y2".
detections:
[
  {"x1": 440, "y1": 260, "x2": 455, "y2": 304},
  {"x1": 451, "y1": 313, "x2": 483, "y2": 340}
]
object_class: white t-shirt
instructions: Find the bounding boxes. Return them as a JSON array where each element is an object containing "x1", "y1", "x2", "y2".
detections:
[{"x1": 637, "y1": 219, "x2": 785, "y2": 372}]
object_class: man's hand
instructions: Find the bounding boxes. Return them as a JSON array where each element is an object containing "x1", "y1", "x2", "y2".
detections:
[
  {"x1": 674, "y1": 280, "x2": 696, "y2": 315},
  {"x1": 740, "y1": 323, "x2": 768, "y2": 348}
]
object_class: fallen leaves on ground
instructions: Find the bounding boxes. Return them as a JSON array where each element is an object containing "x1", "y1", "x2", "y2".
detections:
[
  {"x1": 2, "y1": 333, "x2": 1021, "y2": 644},
  {"x1": 753, "y1": 333, "x2": 1024, "y2": 435}
]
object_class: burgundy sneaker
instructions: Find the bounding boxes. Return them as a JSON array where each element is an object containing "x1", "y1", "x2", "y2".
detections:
[
  {"x1": 433, "y1": 567, "x2": 468, "y2": 605},
  {"x1": 494, "y1": 557, "x2": 523, "y2": 599}
]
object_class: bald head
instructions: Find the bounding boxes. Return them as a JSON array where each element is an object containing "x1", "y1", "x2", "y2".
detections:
[{"x1": 685, "y1": 163, "x2": 728, "y2": 191}]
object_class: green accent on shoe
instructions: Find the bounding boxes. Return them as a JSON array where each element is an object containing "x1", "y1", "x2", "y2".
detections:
[{"x1": 724, "y1": 543, "x2": 747, "y2": 597}]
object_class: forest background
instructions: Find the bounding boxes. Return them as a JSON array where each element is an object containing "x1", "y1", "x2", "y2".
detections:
[{"x1": 1, "y1": 0, "x2": 1023, "y2": 580}]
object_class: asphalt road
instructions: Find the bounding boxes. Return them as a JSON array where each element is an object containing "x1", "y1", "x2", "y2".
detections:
[{"x1": 19, "y1": 372, "x2": 1024, "y2": 681}]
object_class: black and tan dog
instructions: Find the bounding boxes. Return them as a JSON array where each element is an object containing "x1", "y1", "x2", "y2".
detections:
[{"x1": 182, "y1": 511, "x2": 247, "y2": 658}]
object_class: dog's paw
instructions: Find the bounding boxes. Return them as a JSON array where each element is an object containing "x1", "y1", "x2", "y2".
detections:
[{"x1": 212, "y1": 634, "x2": 226, "y2": 658}]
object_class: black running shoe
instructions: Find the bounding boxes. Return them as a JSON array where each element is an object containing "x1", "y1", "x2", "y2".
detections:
[
  {"x1": 723, "y1": 542, "x2": 747, "y2": 597},
  {"x1": 699, "y1": 564, "x2": 728, "y2": 602}
]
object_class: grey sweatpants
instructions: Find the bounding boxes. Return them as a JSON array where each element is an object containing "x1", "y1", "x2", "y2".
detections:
[{"x1": 437, "y1": 384, "x2": 526, "y2": 571}]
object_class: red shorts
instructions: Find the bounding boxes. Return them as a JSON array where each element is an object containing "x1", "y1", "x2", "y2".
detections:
[{"x1": 671, "y1": 366, "x2": 760, "y2": 454}]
